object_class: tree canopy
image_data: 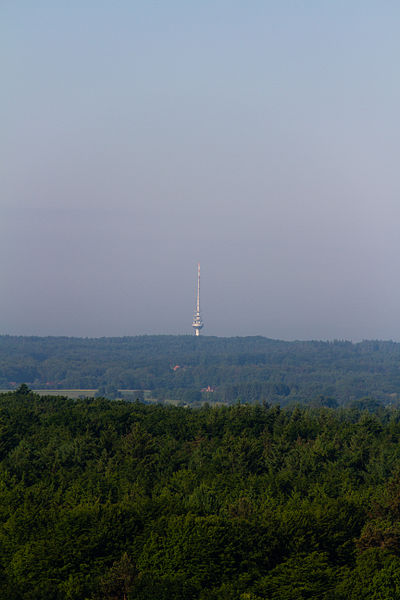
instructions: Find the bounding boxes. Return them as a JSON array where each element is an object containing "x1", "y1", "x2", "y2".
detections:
[{"x1": 0, "y1": 389, "x2": 400, "y2": 597}]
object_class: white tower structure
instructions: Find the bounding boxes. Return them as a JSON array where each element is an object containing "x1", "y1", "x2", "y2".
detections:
[{"x1": 192, "y1": 263, "x2": 204, "y2": 336}]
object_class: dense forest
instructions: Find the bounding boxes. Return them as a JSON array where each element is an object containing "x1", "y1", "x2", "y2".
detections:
[
  {"x1": 2, "y1": 387, "x2": 400, "y2": 598},
  {"x1": 1, "y1": 335, "x2": 400, "y2": 406}
]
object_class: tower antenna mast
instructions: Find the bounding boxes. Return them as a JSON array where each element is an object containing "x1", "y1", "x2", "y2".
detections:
[{"x1": 192, "y1": 263, "x2": 204, "y2": 336}]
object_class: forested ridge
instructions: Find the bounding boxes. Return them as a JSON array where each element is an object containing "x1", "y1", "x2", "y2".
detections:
[
  {"x1": 1, "y1": 335, "x2": 400, "y2": 406},
  {"x1": 2, "y1": 389, "x2": 400, "y2": 598}
]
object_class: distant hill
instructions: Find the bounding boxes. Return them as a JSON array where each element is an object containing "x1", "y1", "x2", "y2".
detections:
[{"x1": 0, "y1": 335, "x2": 400, "y2": 406}]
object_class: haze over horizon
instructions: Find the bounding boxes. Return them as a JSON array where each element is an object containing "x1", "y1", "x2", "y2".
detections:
[{"x1": 2, "y1": 2, "x2": 400, "y2": 341}]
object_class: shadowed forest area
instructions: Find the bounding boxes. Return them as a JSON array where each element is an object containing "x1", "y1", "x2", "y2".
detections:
[
  {"x1": 1, "y1": 335, "x2": 400, "y2": 406},
  {"x1": 2, "y1": 388, "x2": 400, "y2": 598}
]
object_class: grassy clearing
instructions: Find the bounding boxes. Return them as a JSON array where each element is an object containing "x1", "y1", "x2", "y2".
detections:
[
  {"x1": 33, "y1": 389, "x2": 98, "y2": 398},
  {"x1": 0, "y1": 389, "x2": 154, "y2": 400}
]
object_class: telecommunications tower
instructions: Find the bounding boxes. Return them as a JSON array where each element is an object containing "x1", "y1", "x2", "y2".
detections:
[{"x1": 192, "y1": 263, "x2": 204, "y2": 336}]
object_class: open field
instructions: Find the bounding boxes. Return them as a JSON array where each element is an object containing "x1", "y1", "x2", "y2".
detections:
[
  {"x1": 0, "y1": 389, "x2": 214, "y2": 406},
  {"x1": 0, "y1": 389, "x2": 98, "y2": 399},
  {"x1": 35, "y1": 389, "x2": 98, "y2": 398},
  {"x1": 0, "y1": 389, "x2": 155, "y2": 400}
]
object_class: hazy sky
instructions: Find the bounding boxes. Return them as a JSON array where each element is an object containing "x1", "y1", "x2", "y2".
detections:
[{"x1": 2, "y1": 1, "x2": 400, "y2": 340}]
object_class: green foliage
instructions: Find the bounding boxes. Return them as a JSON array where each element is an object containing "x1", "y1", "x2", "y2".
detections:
[
  {"x1": 256, "y1": 552, "x2": 335, "y2": 599},
  {"x1": 0, "y1": 395, "x2": 399, "y2": 597},
  {"x1": 15, "y1": 383, "x2": 32, "y2": 396},
  {"x1": 2, "y1": 335, "x2": 400, "y2": 406},
  {"x1": 98, "y1": 552, "x2": 136, "y2": 600}
]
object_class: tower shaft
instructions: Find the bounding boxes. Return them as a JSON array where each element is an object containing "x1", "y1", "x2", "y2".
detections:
[
  {"x1": 192, "y1": 263, "x2": 204, "y2": 336},
  {"x1": 196, "y1": 263, "x2": 200, "y2": 314}
]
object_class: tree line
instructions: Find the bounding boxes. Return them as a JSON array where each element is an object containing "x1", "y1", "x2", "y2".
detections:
[{"x1": 1, "y1": 335, "x2": 400, "y2": 406}]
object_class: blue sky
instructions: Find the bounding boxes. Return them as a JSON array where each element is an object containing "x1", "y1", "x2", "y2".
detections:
[{"x1": 2, "y1": 1, "x2": 400, "y2": 339}]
